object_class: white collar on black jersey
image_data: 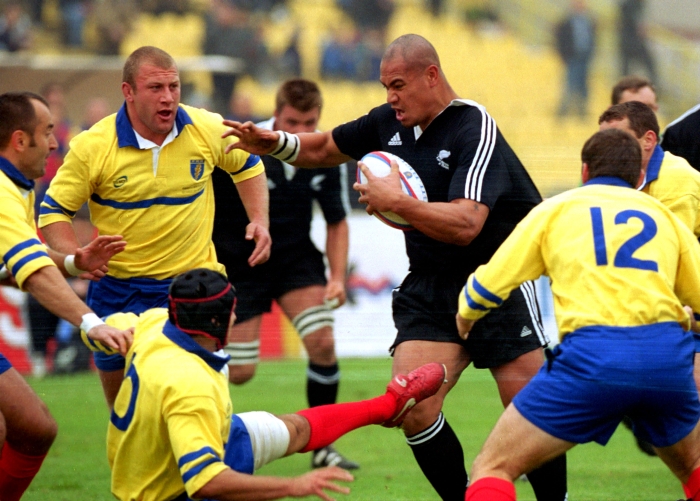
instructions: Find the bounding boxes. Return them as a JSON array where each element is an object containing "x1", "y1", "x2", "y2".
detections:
[{"x1": 414, "y1": 99, "x2": 489, "y2": 140}]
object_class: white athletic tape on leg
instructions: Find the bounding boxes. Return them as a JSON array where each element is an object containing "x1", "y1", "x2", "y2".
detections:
[
  {"x1": 224, "y1": 340, "x2": 260, "y2": 366},
  {"x1": 237, "y1": 411, "x2": 290, "y2": 471},
  {"x1": 292, "y1": 305, "x2": 334, "y2": 339}
]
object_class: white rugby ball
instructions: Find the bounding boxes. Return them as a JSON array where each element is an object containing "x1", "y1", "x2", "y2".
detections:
[{"x1": 357, "y1": 151, "x2": 428, "y2": 230}]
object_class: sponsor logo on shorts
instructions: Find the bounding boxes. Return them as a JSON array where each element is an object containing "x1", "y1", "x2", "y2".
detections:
[{"x1": 520, "y1": 326, "x2": 533, "y2": 337}]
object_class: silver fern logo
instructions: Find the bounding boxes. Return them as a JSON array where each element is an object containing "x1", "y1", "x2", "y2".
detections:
[{"x1": 436, "y1": 150, "x2": 451, "y2": 169}]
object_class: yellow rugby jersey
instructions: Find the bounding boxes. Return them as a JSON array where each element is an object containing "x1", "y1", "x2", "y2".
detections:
[
  {"x1": 641, "y1": 145, "x2": 700, "y2": 237},
  {"x1": 0, "y1": 156, "x2": 55, "y2": 289},
  {"x1": 459, "y1": 177, "x2": 700, "y2": 340},
  {"x1": 38, "y1": 104, "x2": 264, "y2": 280},
  {"x1": 102, "y1": 308, "x2": 232, "y2": 501}
]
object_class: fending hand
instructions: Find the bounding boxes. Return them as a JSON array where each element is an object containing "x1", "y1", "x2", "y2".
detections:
[{"x1": 456, "y1": 313, "x2": 474, "y2": 340}]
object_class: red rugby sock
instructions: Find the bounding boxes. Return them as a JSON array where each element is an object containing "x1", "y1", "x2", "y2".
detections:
[
  {"x1": 0, "y1": 442, "x2": 48, "y2": 501},
  {"x1": 296, "y1": 393, "x2": 395, "y2": 453},
  {"x1": 465, "y1": 477, "x2": 516, "y2": 501},
  {"x1": 684, "y1": 465, "x2": 700, "y2": 500}
]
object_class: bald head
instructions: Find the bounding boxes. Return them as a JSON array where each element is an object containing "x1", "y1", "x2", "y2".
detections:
[
  {"x1": 382, "y1": 34, "x2": 441, "y2": 73},
  {"x1": 123, "y1": 46, "x2": 177, "y2": 88}
]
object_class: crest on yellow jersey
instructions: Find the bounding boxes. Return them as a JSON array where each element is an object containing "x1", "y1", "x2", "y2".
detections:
[{"x1": 190, "y1": 159, "x2": 205, "y2": 181}]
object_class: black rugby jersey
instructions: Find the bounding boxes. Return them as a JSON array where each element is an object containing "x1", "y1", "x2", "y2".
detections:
[
  {"x1": 661, "y1": 104, "x2": 700, "y2": 172},
  {"x1": 332, "y1": 100, "x2": 541, "y2": 275},
  {"x1": 213, "y1": 121, "x2": 349, "y2": 263}
]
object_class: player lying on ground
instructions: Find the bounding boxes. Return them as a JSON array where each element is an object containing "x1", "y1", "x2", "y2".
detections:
[
  {"x1": 457, "y1": 128, "x2": 700, "y2": 501},
  {"x1": 83, "y1": 268, "x2": 447, "y2": 501}
]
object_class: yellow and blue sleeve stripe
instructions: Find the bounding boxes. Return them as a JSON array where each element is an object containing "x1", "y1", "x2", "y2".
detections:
[
  {"x1": 39, "y1": 193, "x2": 78, "y2": 218},
  {"x1": 458, "y1": 275, "x2": 506, "y2": 320},
  {"x1": 4, "y1": 238, "x2": 54, "y2": 288},
  {"x1": 179, "y1": 446, "x2": 222, "y2": 484}
]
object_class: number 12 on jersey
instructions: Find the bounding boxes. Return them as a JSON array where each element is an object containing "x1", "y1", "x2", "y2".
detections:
[{"x1": 589, "y1": 207, "x2": 659, "y2": 272}]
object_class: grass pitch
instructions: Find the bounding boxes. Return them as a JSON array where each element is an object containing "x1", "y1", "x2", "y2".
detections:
[{"x1": 26, "y1": 358, "x2": 681, "y2": 500}]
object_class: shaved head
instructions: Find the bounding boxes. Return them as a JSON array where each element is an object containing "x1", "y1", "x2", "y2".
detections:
[{"x1": 382, "y1": 34, "x2": 441, "y2": 73}]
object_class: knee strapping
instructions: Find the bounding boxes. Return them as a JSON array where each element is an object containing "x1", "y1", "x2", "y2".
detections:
[
  {"x1": 292, "y1": 305, "x2": 334, "y2": 339},
  {"x1": 224, "y1": 340, "x2": 260, "y2": 366}
]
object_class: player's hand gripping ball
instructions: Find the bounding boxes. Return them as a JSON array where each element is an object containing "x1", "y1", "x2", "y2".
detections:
[{"x1": 357, "y1": 151, "x2": 428, "y2": 230}]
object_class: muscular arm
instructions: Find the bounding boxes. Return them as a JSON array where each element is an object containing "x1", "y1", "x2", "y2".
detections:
[
  {"x1": 324, "y1": 219, "x2": 349, "y2": 306},
  {"x1": 195, "y1": 467, "x2": 352, "y2": 501},
  {"x1": 41, "y1": 221, "x2": 81, "y2": 254},
  {"x1": 23, "y1": 265, "x2": 91, "y2": 325},
  {"x1": 223, "y1": 122, "x2": 352, "y2": 169},
  {"x1": 294, "y1": 131, "x2": 352, "y2": 168},
  {"x1": 394, "y1": 198, "x2": 489, "y2": 245},
  {"x1": 355, "y1": 161, "x2": 489, "y2": 245},
  {"x1": 234, "y1": 173, "x2": 272, "y2": 266}
]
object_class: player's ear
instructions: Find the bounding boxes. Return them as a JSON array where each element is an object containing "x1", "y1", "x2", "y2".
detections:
[
  {"x1": 635, "y1": 167, "x2": 646, "y2": 189},
  {"x1": 122, "y1": 82, "x2": 134, "y2": 101},
  {"x1": 581, "y1": 162, "x2": 590, "y2": 183}
]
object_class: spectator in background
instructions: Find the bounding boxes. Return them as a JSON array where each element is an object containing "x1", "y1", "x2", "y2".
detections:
[
  {"x1": 338, "y1": 0, "x2": 394, "y2": 37},
  {"x1": 321, "y1": 29, "x2": 361, "y2": 80},
  {"x1": 81, "y1": 97, "x2": 111, "y2": 130},
  {"x1": 278, "y1": 29, "x2": 302, "y2": 79},
  {"x1": 611, "y1": 74, "x2": 658, "y2": 111},
  {"x1": 59, "y1": 0, "x2": 88, "y2": 47},
  {"x1": 618, "y1": 0, "x2": 657, "y2": 83},
  {"x1": 0, "y1": 1, "x2": 31, "y2": 52},
  {"x1": 36, "y1": 83, "x2": 73, "y2": 211},
  {"x1": 555, "y1": 0, "x2": 596, "y2": 118},
  {"x1": 90, "y1": 0, "x2": 135, "y2": 55},
  {"x1": 226, "y1": 91, "x2": 263, "y2": 123},
  {"x1": 204, "y1": 0, "x2": 271, "y2": 116}
]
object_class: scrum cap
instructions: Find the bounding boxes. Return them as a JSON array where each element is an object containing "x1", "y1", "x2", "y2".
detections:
[{"x1": 168, "y1": 269, "x2": 236, "y2": 349}]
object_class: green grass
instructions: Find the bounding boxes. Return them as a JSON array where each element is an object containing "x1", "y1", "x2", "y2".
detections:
[{"x1": 26, "y1": 358, "x2": 682, "y2": 500}]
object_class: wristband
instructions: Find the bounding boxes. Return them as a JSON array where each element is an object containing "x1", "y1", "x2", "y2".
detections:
[
  {"x1": 80, "y1": 313, "x2": 105, "y2": 334},
  {"x1": 0, "y1": 265, "x2": 8, "y2": 281},
  {"x1": 270, "y1": 131, "x2": 300, "y2": 163},
  {"x1": 64, "y1": 255, "x2": 84, "y2": 276}
]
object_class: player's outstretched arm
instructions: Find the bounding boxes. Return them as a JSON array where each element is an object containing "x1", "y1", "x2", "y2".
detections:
[
  {"x1": 46, "y1": 234, "x2": 126, "y2": 282},
  {"x1": 222, "y1": 120, "x2": 280, "y2": 156},
  {"x1": 23, "y1": 266, "x2": 133, "y2": 354},
  {"x1": 194, "y1": 467, "x2": 353, "y2": 501},
  {"x1": 223, "y1": 121, "x2": 351, "y2": 169}
]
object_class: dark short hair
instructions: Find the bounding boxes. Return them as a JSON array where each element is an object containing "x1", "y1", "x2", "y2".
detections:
[
  {"x1": 611, "y1": 75, "x2": 655, "y2": 106},
  {"x1": 581, "y1": 129, "x2": 642, "y2": 187},
  {"x1": 598, "y1": 101, "x2": 659, "y2": 139},
  {"x1": 0, "y1": 92, "x2": 49, "y2": 149},
  {"x1": 123, "y1": 46, "x2": 177, "y2": 88},
  {"x1": 275, "y1": 78, "x2": 322, "y2": 114},
  {"x1": 168, "y1": 268, "x2": 236, "y2": 349}
]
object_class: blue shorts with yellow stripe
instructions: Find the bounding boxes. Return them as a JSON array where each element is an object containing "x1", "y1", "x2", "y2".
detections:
[
  {"x1": 514, "y1": 322, "x2": 700, "y2": 448},
  {"x1": 88, "y1": 275, "x2": 171, "y2": 371}
]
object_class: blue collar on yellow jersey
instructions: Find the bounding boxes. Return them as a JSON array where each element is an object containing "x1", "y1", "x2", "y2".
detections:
[
  {"x1": 0, "y1": 155, "x2": 34, "y2": 190},
  {"x1": 162, "y1": 320, "x2": 231, "y2": 371},
  {"x1": 639, "y1": 145, "x2": 664, "y2": 189},
  {"x1": 115, "y1": 103, "x2": 194, "y2": 148},
  {"x1": 583, "y1": 176, "x2": 634, "y2": 189}
]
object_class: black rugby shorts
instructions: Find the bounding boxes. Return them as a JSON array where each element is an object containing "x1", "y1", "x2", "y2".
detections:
[{"x1": 391, "y1": 271, "x2": 547, "y2": 368}]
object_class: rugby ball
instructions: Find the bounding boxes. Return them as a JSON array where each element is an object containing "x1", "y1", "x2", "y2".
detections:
[{"x1": 357, "y1": 151, "x2": 428, "y2": 230}]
